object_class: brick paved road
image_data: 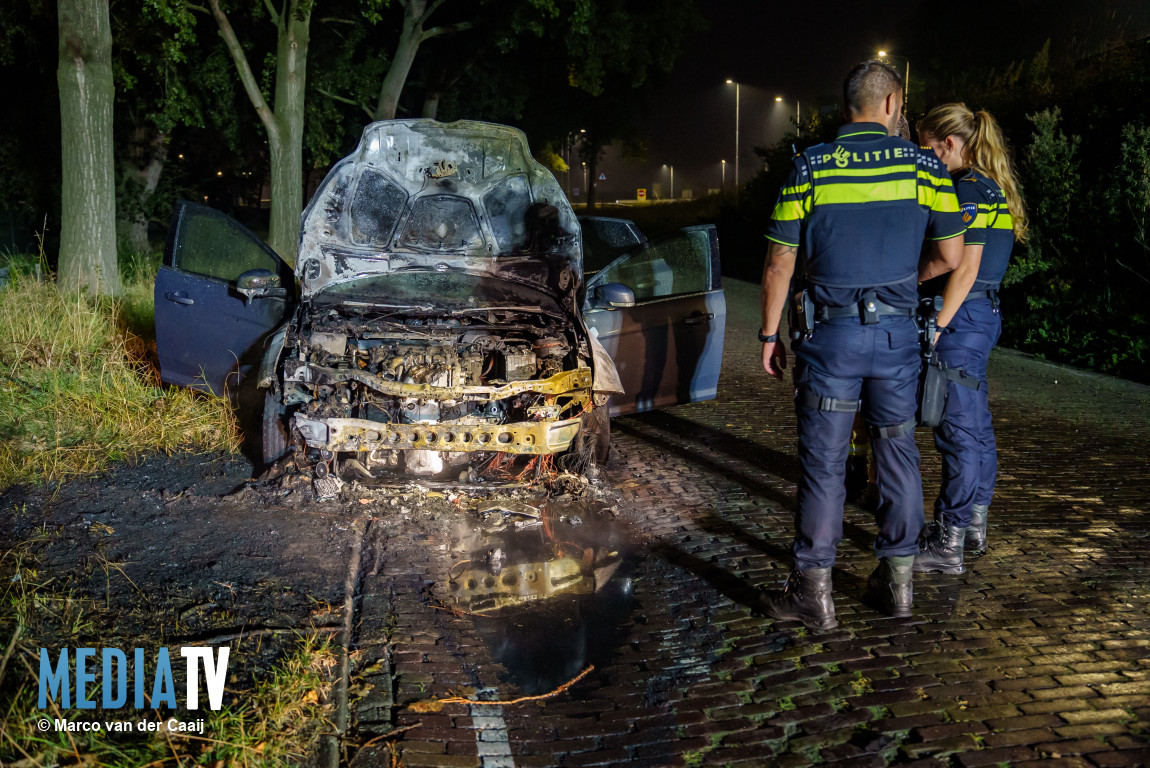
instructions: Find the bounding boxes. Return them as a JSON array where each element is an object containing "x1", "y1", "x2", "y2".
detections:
[{"x1": 354, "y1": 278, "x2": 1150, "y2": 768}]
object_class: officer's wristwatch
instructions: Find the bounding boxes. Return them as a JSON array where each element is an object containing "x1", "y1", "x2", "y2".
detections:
[{"x1": 758, "y1": 328, "x2": 778, "y2": 343}]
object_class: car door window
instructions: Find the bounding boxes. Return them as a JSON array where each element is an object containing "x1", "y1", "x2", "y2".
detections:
[
  {"x1": 580, "y1": 217, "x2": 645, "y2": 274},
  {"x1": 171, "y1": 206, "x2": 281, "y2": 282},
  {"x1": 594, "y1": 228, "x2": 711, "y2": 301}
]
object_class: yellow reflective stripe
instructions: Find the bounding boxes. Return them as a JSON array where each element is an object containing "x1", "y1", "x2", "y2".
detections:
[
  {"x1": 771, "y1": 199, "x2": 806, "y2": 221},
  {"x1": 781, "y1": 182, "x2": 811, "y2": 196},
  {"x1": 937, "y1": 194, "x2": 961, "y2": 213},
  {"x1": 990, "y1": 212, "x2": 1013, "y2": 230},
  {"x1": 838, "y1": 129, "x2": 887, "y2": 138},
  {"x1": 766, "y1": 234, "x2": 799, "y2": 247},
  {"x1": 812, "y1": 178, "x2": 917, "y2": 205},
  {"x1": 928, "y1": 231, "x2": 965, "y2": 242},
  {"x1": 812, "y1": 164, "x2": 916, "y2": 179},
  {"x1": 962, "y1": 202, "x2": 993, "y2": 230},
  {"x1": 922, "y1": 180, "x2": 961, "y2": 212},
  {"x1": 917, "y1": 170, "x2": 954, "y2": 209}
]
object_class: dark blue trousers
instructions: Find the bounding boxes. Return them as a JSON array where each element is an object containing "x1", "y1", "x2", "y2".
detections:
[
  {"x1": 933, "y1": 299, "x2": 1001, "y2": 527},
  {"x1": 791, "y1": 316, "x2": 923, "y2": 569}
]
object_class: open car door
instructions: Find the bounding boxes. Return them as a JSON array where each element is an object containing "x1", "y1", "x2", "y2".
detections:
[
  {"x1": 583, "y1": 225, "x2": 726, "y2": 417},
  {"x1": 154, "y1": 200, "x2": 294, "y2": 397}
]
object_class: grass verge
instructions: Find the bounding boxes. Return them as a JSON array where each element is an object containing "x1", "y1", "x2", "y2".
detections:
[{"x1": 0, "y1": 269, "x2": 238, "y2": 488}]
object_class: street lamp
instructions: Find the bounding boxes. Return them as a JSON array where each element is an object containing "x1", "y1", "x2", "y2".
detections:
[
  {"x1": 581, "y1": 161, "x2": 588, "y2": 201},
  {"x1": 726, "y1": 79, "x2": 740, "y2": 188},
  {"x1": 776, "y1": 95, "x2": 801, "y2": 136},
  {"x1": 877, "y1": 50, "x2": 910, "y2": 112},
  {"x1": 721, "y1": 159, "x2": 726, "y2": 192},
  {"x1": 662, "y1": 164, "x2": 675, "y2": 200}
]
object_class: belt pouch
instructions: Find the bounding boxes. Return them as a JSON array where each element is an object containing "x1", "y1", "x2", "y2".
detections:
[{"x1": 860, "y1": 291, "x2": 880, "y2": 325}]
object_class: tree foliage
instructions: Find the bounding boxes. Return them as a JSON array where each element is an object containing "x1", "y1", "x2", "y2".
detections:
[
  {"x1": 0, "y1": 0, "x2": 59, "y2": 251},
  {"x1": 3, "y1": 0, "x2": 703, "y2": 280},
  {"x1": 112, "y1": 0, "x2": 205, "y2": 253},
  {"x1": 509, "y1": 0, "x2": 702, "y2": 207}
]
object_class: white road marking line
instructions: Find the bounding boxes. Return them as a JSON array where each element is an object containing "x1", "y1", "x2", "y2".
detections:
[{"x1": 469, "y1": 695, "x2": 515, "y2": 768}]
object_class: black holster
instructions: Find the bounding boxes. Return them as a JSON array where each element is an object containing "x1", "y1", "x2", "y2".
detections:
[
  {"x1": 917, "y1": 295, "x2": 943, "y2": 357},
  {"x1": 918, "y1": 353, "x2": 948, "y2": 427},
  {"x1": 916, "y1": 295, "x2": 946, "y2": 427},
  {"x1": 789, "y1": 287, "x2": 816, "y2": 341}
]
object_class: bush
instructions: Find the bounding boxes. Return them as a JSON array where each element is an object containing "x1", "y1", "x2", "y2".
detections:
[{"x1": 1000, "y1": 109, "x2": 1150, "y2": 382}]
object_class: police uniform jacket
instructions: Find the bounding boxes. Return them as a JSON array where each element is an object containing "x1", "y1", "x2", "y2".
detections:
[{"x1": 766, "y1": 122, "x2": 966, "y2": 310}]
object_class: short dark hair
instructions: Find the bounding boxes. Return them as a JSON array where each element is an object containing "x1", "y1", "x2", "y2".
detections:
[{"x1": 843, "y1": 60, "x2": 903, "y2": 116}]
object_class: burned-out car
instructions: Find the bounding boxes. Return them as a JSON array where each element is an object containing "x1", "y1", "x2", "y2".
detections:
[{"x1": 155, "y1": 120, "x2": 726, "y2": 483}]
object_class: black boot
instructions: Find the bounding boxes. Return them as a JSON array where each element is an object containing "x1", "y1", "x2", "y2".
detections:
[
  {"x1": 915, "y1": 522, "x2": 966, "y2": 574},
  {"x1": 865, "y1": 556, "x2": 914, "y2": 618},
  {"x1": 966, "y1": 504, "x2": 989, "y2": 555},
  {"x1": 762, "y1": 567, "x2": 837, "y2": 630}
]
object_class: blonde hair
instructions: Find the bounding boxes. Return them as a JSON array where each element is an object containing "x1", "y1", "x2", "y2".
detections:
[{"x1": 918, "y1": 103, "x2": 1029, "y2": 242}]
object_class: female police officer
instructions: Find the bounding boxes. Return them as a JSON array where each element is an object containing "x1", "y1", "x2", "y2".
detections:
[{"x1": 913, "y1": 103, "x2": 1029, "y2": 573}]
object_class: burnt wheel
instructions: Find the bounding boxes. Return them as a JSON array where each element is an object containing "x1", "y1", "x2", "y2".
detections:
[{"x1": 261, "y1": 389, "x2": 288, "y2": 468}]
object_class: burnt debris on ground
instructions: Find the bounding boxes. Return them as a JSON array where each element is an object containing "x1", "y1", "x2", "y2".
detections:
[{"x1": 0, "y1": 449, "x2": 628, "y2": 766}]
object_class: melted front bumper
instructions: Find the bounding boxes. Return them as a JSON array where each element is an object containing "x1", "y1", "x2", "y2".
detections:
[{"x1": 292, "y1": 414, "x2": 583, "y2": 455}]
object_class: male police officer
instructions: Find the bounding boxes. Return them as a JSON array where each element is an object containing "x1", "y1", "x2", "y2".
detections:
[{"x1": 759, "y1": 61, "x2": 966, "y2": 629}]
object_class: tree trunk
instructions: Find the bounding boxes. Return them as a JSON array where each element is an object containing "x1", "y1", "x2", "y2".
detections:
[
  {"x1": 118, "y1": 126, "x2": 168, "y2": 255},
  {"x1": 267, "y1": 4, "x2": 309, "y2": 265},
  {"x1": 57, "y1": 0, "x2": 120, "y2": 296},
  {"x1": 208, "y1": 0, "x2": 309, "y2": 266},
  {"x1": 421, "y1": 90, "x2": 441, "y2": 119},
  {"x1": 373, "y1": 2, "x2": 423, "y2": 121}
]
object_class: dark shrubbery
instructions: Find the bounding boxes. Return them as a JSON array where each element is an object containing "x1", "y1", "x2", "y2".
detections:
[{"x1": 1002, "y1": 110, "x2": 1150, "y2": 380}]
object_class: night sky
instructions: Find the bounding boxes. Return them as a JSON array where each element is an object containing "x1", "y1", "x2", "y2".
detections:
[{"x1": 577, "y1": 0, "x2": 1150, "y2": 204}]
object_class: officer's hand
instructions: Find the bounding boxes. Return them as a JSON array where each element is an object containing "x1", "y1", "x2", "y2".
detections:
[
  {"x1": 763, "y1": 340, "x2": 787, "y2": 379},
  {"x1": 933, "y1": 329, "x2": 942, "y2": 346}
]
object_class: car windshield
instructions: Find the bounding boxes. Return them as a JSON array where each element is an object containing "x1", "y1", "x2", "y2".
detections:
[{"x1": 311, "y1": 271, "x2": 564, "y2": 315}]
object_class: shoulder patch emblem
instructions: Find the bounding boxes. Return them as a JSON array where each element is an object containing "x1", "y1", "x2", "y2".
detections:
[{"x1": 961, "y1": 202, "x2": 978, "y2": 225}]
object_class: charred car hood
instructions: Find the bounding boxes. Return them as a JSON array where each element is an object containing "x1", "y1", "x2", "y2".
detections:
[{"x1": 298, "y1": 120, "x2": 582, "y2": 309}]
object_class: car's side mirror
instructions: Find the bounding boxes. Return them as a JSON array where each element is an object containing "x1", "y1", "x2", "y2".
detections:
[
  {"x1": 593, "y1": 282, "x2": 636, "y2": 309},
  {"x1": 236, "y1": 269, "x2": 287, "y2": 305}
]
